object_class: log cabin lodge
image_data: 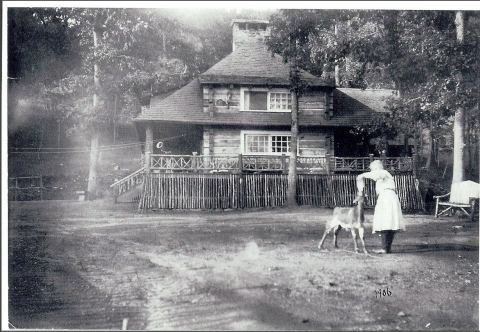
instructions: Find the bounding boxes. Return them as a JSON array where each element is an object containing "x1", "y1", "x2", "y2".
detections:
[{"x1": 112, "y1": 19, "x2": 421, "y2": 210}]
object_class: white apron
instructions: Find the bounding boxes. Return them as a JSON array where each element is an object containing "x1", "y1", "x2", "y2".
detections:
[{"x1": 372, "y1": 189, "x2": 405, "y2": 233}]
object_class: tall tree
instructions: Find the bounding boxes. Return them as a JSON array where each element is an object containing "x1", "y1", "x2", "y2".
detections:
[
  {"x1": 452, "y1": 11, "x2": 465, "y2": 184},
  {"x1": 87, "y1": 14, "x2": 102, "y2": 198},
  {"x1": 267, "y1": 10, "x2": 329, "y2": 206}
]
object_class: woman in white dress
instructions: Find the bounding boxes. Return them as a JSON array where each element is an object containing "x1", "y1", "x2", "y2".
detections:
[{"x1": 356, "y1": 160, "x2": 405, "y2": 254}]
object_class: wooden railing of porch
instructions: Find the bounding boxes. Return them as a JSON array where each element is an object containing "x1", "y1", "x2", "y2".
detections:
[
  {"x1": 147, "y1": 154, "x2": 415, "y2": 174},
  {"x1": 110, "y1": 167, "x2": 145, "y2": 202}
]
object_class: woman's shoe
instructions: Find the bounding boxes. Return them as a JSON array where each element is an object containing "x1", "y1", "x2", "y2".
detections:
[{"x1": 372, "y1": 249, "x2": 387, "y2": 254}]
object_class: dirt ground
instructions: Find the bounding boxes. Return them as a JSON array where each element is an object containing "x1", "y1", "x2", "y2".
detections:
[{"x1": 8, "y1": 200, "x2": 479, "y2": 330}]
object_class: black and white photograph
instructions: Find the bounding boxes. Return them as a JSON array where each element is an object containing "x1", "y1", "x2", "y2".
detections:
[{"x1": 3, "y1": 1, "x2": 480, "y2": 330}]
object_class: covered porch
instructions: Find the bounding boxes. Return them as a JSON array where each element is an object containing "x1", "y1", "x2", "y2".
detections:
[{"x1": 138, "y1": 123, "x2": 416, "y2": 174}]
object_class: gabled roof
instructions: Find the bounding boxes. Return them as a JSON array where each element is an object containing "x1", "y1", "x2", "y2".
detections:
[
  {"x1": 138, "y1": 79, "x2": 204, "y2": 123},
  {"x1": 199, "y1": 42, "x2": 333, "y2": 87},
  {"x1": 135, "y1": 79, "x2": 396, "y2": 127}
]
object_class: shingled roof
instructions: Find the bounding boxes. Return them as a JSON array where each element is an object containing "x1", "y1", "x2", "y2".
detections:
[
  {"x1": 334, "y1": 88, "x2": 396, "y2": 115},
  {"x1": 135, "y1": 79, "x2": 396, "y2": 127},
  {"x1": 199, "y1": 41, "x2": 333, "y2": 87}
]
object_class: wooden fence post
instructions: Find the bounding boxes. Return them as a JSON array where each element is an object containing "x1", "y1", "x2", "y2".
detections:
[{"x1": 239, "y1": 173, "x2": 244, "y2": 208}]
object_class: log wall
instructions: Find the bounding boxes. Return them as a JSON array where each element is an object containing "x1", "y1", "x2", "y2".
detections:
[
  {"x1": 202, "y1": 128, "x2": 333, "y2": 157},
  {"x1": 202, "y1": 86, "x2": 329, "y2": 114}
]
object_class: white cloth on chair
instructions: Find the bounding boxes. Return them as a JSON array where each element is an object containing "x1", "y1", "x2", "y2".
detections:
[{"x1": 450, "y1": 181, "x2": 480, "y2": 204}]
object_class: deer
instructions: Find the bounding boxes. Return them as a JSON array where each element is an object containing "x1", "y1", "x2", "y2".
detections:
[{"x1": 318, "y1": 193, "x2": 368, "y2": 254}]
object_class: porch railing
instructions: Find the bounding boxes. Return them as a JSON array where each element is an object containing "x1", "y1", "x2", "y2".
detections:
[
  {"x1": 330, "y1": 156, "x2": 414, "y2": 172},
  {"x1": 147, "y1": 154, "x2": 414, "y2": 174},
  {"x1": 110, "y1": 167, "x2": 145, "y2": 199}
]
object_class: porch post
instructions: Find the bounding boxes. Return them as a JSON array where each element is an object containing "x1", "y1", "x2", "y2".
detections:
[
  {"x1": 192, "y1": 152, "x2": 198, "y2": 172},
  {"x1": 238, "y1": 154, "x2": 243, "y2": 174},
  {"x1": 325, "y1": 153, "x2": 331, "y2": 174},
  {"x1": 145, "y1": 124, "x2": 153, "y2": 171}
]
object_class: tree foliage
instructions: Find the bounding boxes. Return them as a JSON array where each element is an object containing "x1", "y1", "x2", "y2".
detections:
[
  {"x1": 8, "y1": 7, "x2": 233, "y2": 144},
  {"x1": 268, "y1": 10, "x2": 479, "y2": 159}
]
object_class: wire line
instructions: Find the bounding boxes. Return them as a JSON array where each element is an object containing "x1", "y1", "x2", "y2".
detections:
[{"x1": 9, "y1": 133, "x2": 193, "y2": 154}]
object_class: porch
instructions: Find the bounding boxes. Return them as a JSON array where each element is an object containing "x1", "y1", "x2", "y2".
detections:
[{"x1": 111, "y1": 154, "x2": 416, "y2": 204}]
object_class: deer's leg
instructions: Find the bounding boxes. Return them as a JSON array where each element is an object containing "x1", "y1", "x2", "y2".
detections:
[
  {"x1": 333, "y1": 225, "x2": 342, "y2": 248},
  {"x1": 318, "y1": 225, "x2": 333, "y2": 249},
  {"x1": 350, "y1": 228, "x2": 359, "y2": 253},
  {"x1": 358, "y1": 227, "x2": 368, "y2": 254}
]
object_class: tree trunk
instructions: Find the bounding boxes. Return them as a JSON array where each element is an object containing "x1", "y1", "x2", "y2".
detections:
[
  {"x1": 113, "y1": 94, "x2": 117, "y2": 144},
  {"x1": 87, "y1": 133, "x2": 100, "y2": 199},
  {"x1": 425, "y1": 128, "x2": 433, "y2": 170},
  {"x1": 87, "y1": 24, "x2": 101, "y2": 200},
  {"x1": 452, "y1": 110, "x2": 465, "y2": 183},
  {"x1": 412, "y1": 128, "x2": 419, "y2": 160},
  {"x1": 287, "y1": 92, "x2": 299, "y2": 207},
  {"x1": 334, "y1": 22, "x2": 340, "y2": 87},
  {"x1": 452, "y1": 11, "x2": 465, "y2": 184}
]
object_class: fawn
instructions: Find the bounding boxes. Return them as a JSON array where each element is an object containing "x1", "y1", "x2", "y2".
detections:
[{"x1": 318, "y1": 194, "x2": 368, "y2": 254}]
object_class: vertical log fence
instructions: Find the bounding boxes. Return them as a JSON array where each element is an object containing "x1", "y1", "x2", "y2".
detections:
[{"x1": 138, "y1": 173, "x2": 424, "y2": 212}]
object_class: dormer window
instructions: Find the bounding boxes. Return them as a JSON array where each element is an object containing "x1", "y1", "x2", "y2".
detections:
[{"x1": 240, "y1": 88, "x2": 292, "y2": 112}]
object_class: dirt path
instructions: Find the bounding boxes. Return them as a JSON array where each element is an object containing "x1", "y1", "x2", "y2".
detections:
[{"x1": 8, "y1": 201, "x2": 479, "y2": 330}]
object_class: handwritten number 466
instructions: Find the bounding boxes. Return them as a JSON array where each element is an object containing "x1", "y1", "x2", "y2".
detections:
[{"x1": 375, "y1": 287, "x2": 392, "y2": 298}]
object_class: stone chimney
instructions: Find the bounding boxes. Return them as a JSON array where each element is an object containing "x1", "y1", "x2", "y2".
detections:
[{"x1": 231, "y1": 19, "x2": 270, "y2": 51}]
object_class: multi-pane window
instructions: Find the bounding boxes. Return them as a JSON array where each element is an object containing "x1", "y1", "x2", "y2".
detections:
[
  {"x1": 245, "y1": 135, "x2": 269, "y2": 153},
  {"x1": 269, "y1": 92, "x2": 292, "y2": 111},
  {"x1": 271, "y1": 135, "x2": 291, "y2": 153},
  {"x1": 241, "y1": 89, "x2": 292, "y2": 112},
  {"x1": 244, "y1": 133, "x2": 291, "y2": 155}
]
